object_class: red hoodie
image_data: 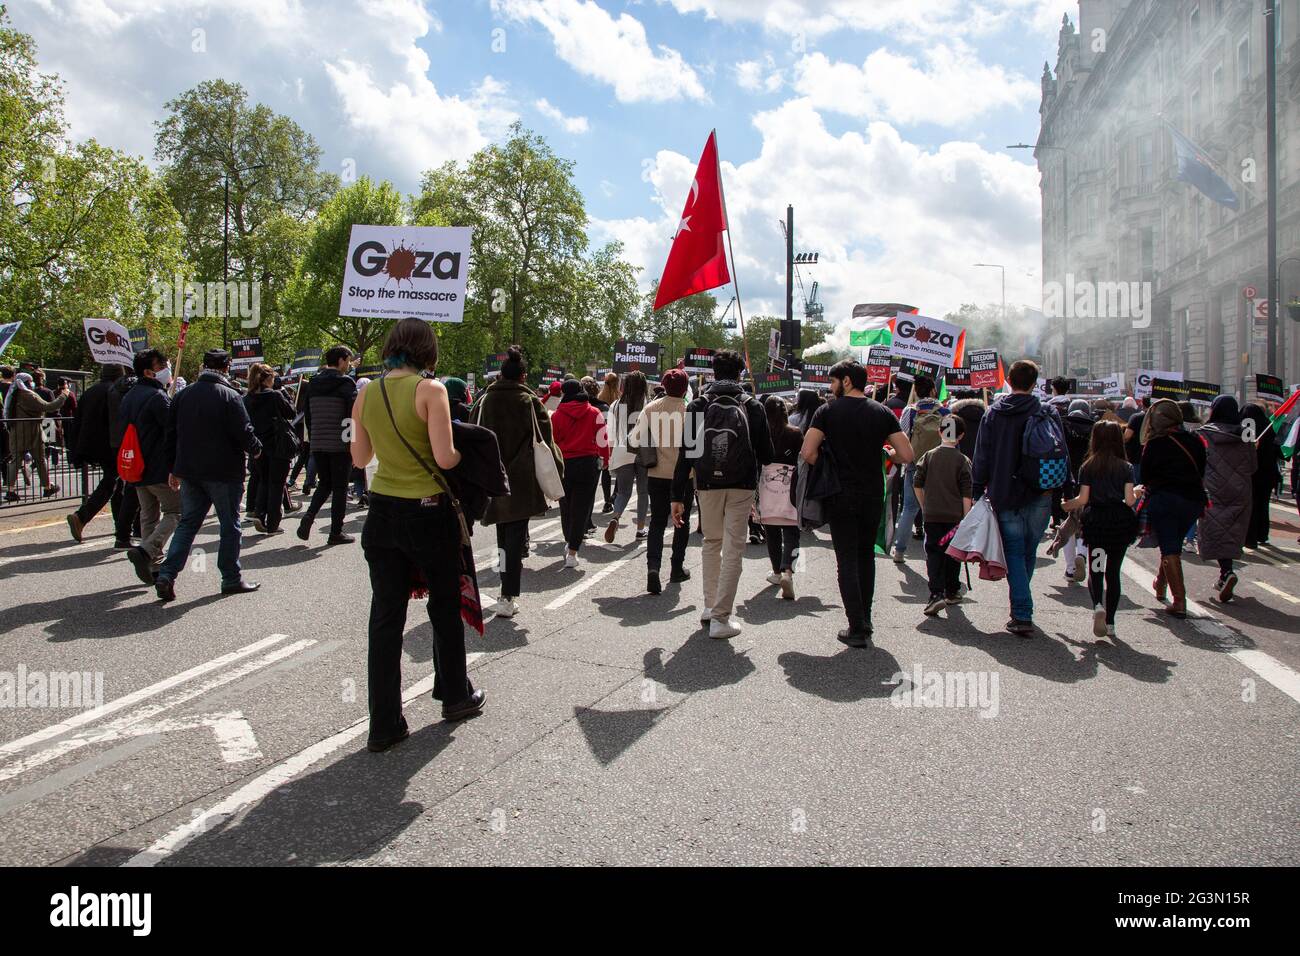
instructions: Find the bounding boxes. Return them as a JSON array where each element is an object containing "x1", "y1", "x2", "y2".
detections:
[{"x1": 551, "y1": 398, "x2": 609, "y2": 463}]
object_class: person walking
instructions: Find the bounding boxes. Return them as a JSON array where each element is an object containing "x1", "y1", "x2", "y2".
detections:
[
  {"x1": 972, "y1": 360, "x2": 1063, "y2": 637},
  {"x1": 65, "y1": 364, "x2": 135, "y2": 543},
  {"x1": 298, "y1": 346, "x2": 358, "y2": 545},
  {"x1": 154, "y1": 350, "x2": 263, "y2": 603},
  {"x1": 243, "y1": 363, "x2": 298, "y2": 535},
  {"x1": 1196, "y1": 396, "x2": 1256, "y2": 603},
  {"x1": 348, "y1": 318, "x2": 484, "y2": 751},
  {"x1": 604, "y1": 370, "x2": 650, "y2": 543},
  {"x1": 891, "y1": 375, "x2": 948, "y2": 562},
  {"x1": 596, "y1": 372, "x2": 620, "y2": 513},
  {"x1": 4, "y1": 371, "x2": 67, "y2": 501},
  {"x1": 118, "y1": 349, "x2": 180, "y2": 585},
  {"x1": 914, "y1": 416, "x2": 972, "y2": 617},
  {"x1": 1060, "y1": 399, "x2": 1096, "y2": 583},
  {"x1": 551, "y1": 378, "x2": 609, "y2": 569},
  {"x1": 475, "y1": 346, "x2": 560, "y2": 617},
  {"x1": 801, "y1": 360, "x2": 911, "y2": 647},
  {"x1": 1241, "y1": 403, "x2": 1279, "y2": 549},
  {"x1": 789, "y1": 388, "x2": 822, "y2": 433},
  {"x1": 758, "y1": 395, "x2": 802, "y2": 601},
  {"x1": 1136, "y1": 399, "x2": 1206, "y2": 619},
  {"x1": 672, "y1": 349, "x2": 774, "y2": 640},
  {"x1": 1062, "y1": 420, "x2": 1138, "y2": 643},
  {"x1": 630, "y1": 367, "x2": 692, "y2": 595}
]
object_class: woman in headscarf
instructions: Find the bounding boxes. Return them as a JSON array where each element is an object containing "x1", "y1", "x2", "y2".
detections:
[
  {"x1": 1241, "y1": 403, "x2": 1278, "y2": 549},
  {"x1": 1137, "y1": 398, "x2": 1206, "y2": 618},
  {"x1": 3, "y1": 372, "x2": 68, "y2": 501},
  {"x1": 1196, "y1": 396, "x2": 1255, "y2": 603}
]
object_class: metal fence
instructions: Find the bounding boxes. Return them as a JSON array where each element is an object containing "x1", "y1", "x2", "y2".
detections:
[{"x1": 1, "y1": 415, "x2": 102, "y2": 509}]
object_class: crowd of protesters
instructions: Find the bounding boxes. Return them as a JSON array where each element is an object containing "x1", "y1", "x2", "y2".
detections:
[{"x1": 4, "y1": 329, "x2": 1299, "y2": 752}]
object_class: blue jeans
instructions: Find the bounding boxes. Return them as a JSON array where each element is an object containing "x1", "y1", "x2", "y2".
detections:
[
  {"x1": 158, "y1": 478, "x2": 245, "y2": 588},
  {"x1": 891, "y1": 465, "x2": 919, "y2": 555},
  {"x1": 997, "y1": 494, "x2": 1052, "y2": 622}
]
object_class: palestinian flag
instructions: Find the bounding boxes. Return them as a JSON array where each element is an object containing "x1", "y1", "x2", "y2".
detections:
[
  {"x1": 1282, "y1": 417, "x2": 1300, "y2": 460},
  {"x1": 850, "y1": 315, "x2": 894, "y2": 348},
  {"x1": 1267, "y1": 387, "x2": 1300, "y2": 433}
]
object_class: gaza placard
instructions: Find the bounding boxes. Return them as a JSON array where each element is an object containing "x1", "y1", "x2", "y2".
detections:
[{"x1": 339, "y1": 225, "x2": 472, "y2": 323}]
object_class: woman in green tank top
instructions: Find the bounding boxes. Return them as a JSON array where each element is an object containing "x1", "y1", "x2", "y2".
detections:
[{"x1": 349, "y1": 318, "x2": 485, "y2": 752}]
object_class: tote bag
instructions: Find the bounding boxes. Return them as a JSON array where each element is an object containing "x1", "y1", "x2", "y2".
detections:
[
  {"x1": 531, "y1": 404, "x2": 565, "y2": 501},
  {"x1": 757, "y1": 463, "x2": 798, "y2": 524}
]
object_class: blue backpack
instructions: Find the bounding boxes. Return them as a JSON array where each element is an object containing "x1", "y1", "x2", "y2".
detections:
[{"x1": 1018, "y1": 406, "x2": 1069, "y2": 492}]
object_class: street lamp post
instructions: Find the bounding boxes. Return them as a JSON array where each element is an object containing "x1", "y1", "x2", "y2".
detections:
[
  {"x1": 1009, "y1": 143, "x2": 1069, "y2": 375},
  {"x1": 974, "y1": 263, "x2": 1006, "y2": 325},
  {"x1": 222, "y1": 162, "x2": 267, "y2": 350}
]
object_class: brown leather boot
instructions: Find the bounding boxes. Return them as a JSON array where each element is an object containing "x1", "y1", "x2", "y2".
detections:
[{"x1": 1163, "y1": 555, "x2": 1187, "y2": 618}]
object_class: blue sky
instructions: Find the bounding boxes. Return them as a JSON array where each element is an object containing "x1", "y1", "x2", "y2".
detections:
[{"x1": 14, "y1": 0, "x2": 1078, "y2": 345}]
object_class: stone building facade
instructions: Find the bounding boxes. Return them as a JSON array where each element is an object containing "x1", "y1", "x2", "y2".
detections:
[{"x1": 1037, "y1": 0, "x2": 1300, "y2": 397}]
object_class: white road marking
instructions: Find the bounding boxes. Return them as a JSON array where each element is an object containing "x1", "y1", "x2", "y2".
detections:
[
  {"x1": 1254, "y1": 580, "x2": 1300, "y2": 605},
  {"x1": 1249, "y1": 548, "x2": 1289, "y2": 569},
  {"x1": 123, "y1": 652, "x2": 486, "y2": 867},
  {"x1": 1120, "y1": 562, "x2": 1300, "y2": 705},
  {"x1": 73, "y1": 711, "x2": 263, "y2": 764},
  {"x1": 544, "y1": 544, "x2": 646, "y2": 610},
  {"x1": 0, "y1": 634, "x2": 295, "y2": 758},
  {"x1": 0, "y1": 539, "x2": 101, "y2": 569},
  {"x1": 0, "y1": 639, "x2": 316, "y2": 782}
]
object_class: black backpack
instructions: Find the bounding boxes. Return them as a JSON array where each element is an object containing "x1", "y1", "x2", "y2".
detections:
[{"x1": 701, "y1": 392, "x2": 755, "y2": 486}]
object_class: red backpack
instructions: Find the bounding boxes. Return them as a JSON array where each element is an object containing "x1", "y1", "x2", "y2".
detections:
[{"x1": 117, "y1": 423, "x2": 145, "y2": 483}]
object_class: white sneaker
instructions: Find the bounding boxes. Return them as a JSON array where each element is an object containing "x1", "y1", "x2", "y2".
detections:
[
  {"x1": 766, "y1": 572, "x2": 782, "y2": 586},
  {"x1": 779, "y1": 570, "x2": 795, "y2": 600},
  {"x1": 709, "y1": 617, "x2": 741, "y2": 640},
  {"x1": 1074, "y1": 554, "x2": 1086, "y2": 580},
  {"x1": 563, "y1": 551, "x2": 578, "y2": 569},
  {"x1": 494, "y1": 597, "x2": 519, "y2": 618},
  {"x1": 1092, "y1": 604, "x2": 1107, "y2": 638},
  {"x1": 892, "y1": 551, "x2": 906, "y2": 564}
]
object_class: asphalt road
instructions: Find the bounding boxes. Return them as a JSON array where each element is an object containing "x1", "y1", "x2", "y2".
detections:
[{"x1": 0, "y1": 488, "x2": 1297, "y2": 867}]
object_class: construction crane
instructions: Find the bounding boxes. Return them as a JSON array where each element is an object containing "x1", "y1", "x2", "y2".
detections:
[{"x1": 805, "y1": 280, "x2": 824, "y2": 322}]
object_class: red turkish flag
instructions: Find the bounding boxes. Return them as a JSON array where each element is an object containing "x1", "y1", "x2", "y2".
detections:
[{"x1": 653, "y1": 130, "x2": 730, "y2": 310}]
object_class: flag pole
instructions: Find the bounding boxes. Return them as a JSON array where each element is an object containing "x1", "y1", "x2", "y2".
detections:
[{"x1": 713, "y1": 129, "x2": 754, "y2": 380}]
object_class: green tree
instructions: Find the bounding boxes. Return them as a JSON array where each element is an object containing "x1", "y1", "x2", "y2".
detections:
[
  {"x1": 154, "y1": 79, "x2": 337, "y2": 349},
  {"x1": 0, "y1": 7, "x2": 185, "y2": 370},
  {"x1": 283, "y1": 176, "x2": 404, "y2": 362}
]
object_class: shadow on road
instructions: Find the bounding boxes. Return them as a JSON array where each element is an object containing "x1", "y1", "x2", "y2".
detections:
[{"x1": 776, "y1": 644, "x2": 904, "y2": 703}]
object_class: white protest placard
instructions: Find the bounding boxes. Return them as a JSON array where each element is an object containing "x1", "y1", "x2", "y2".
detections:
[
  {"x1": 83, "y1": 318, "x2": 134, "y2": 367},
  {"x1": 1135, "y1": 369, "x2": 1180, "y2": 400},
  {"x1": 0, "y1": 321, "x2": 21, "y2": 357},
  {"x1": 339, "y1": 225, "x2": 472, "y2": 323},
  {"x1": 889, "y1": 312, "x2": 966, "y2": 368}
]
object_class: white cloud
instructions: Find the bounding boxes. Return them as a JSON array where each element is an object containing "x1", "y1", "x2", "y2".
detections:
[
  {"x1": 10, "y1": 0, "x2": 515, "y2": 188},
  {"x1": 591, "y1": 98, "x2": 1042, "y2": 349},
  {"x1": 534, "y1": 97, "x2": 590, "y2": 134},
  {"x1": 734, "y1": 54, "x2": 783, "y2": 93},
  {"x1": 660, "y1": 0, "x2": 1077, "y2": 39},
  {"x1": 492, "y1": 0, "x2": 707, "y2": 103},
  {"x1": 793, "y1": 43, "x2": 1038, "y2": 127}
]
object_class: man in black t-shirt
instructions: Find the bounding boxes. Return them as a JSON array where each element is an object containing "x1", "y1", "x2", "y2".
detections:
[{"x1": 801, "y1": 361, "x2": 912, "y2": 647}]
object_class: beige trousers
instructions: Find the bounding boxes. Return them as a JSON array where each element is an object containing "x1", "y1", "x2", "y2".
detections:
[{"x1": 696, "y1": 487, "x2": 754, "y2": 621}]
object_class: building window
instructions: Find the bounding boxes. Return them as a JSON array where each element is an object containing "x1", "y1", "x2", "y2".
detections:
[
  {"x1": 1138, "y1": 134, "x2": 1155, "y2": 183},
  {"x1": 1190, "y1": 4, "x2": 1201, "y2": 44},
  {"x1": 1140, "y1": 332, "x2": 1156, "y2": 369},
  {"x1": 1087, "y1": 193, "x2": 1099, "y2": 233},
  {"x1": 1212, "y1": 63, "x2": 1224, "y2": 115},
  {"x1": 1238, "y1": 34, "x2": 1251, "y2": 87}
]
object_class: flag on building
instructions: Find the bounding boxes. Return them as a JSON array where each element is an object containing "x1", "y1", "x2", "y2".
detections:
[
  {"x1": 653, "y1": 131, "x2": 731, "y2": 311},
  {"x1": 1165, "y1": 121, "x2": 1240, "y2": 210}
]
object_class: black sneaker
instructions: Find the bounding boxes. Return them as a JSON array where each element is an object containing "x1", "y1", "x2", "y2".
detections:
[
  {"x1": 669, "y1": 565, "x2": 691, "y2": 582},
  {"x1": 113, "y1": 538, "x2": 133, "y2": 550},
  {"x1": 1006, "y1": 618, "x2": 1035, "y2": 637},
  {"x1": 326, "y1": 533, "x2": 355, "y2": 545},
  {"x1": 1217, "y1": 572, "x2": 1238, "y2": 603},
  {"x1": 442, "y1": 689, "x2": 486, "y2": 722},
  {"x1": 836, "y1": 627, "x2": 872, "y2": 648},
  {"x1": 126, "y1": 546, "x2": 155, "y2": 585},
  {"x1": 155, "y1": 577, "x2": 176, "y2": 603},
  {"x1": 647, "y1": 571, "x2": 661, "y2": 595},
  {"x1": 923, "y1": 595, "x2": 946, "y2": 616},
  {"x1": 296, "y1": 518, "x2": 312, "y2": 541}
]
